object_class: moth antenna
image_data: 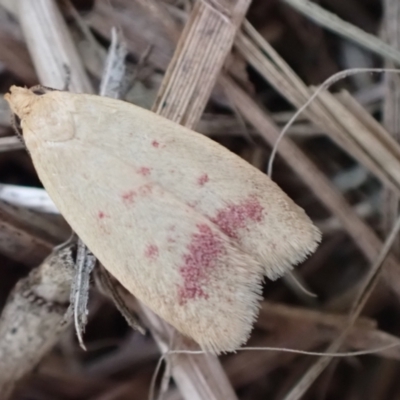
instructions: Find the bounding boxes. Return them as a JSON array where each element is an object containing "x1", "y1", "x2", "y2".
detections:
[
  {"x1": 123, "y1": 43, "x2": 153, "y2": 98},
  {"x1": 62, "y1": 63, "x2": 71, "y2": 91},
  {"x1": 27, "y1": 69, "x2": 70, "y2": 95},
  {"x1": 71, "y1": 238, "x2": 96, "y2": 350},
  {"x1": 267, "y1": 67, "x2": 400, "y2": 178},
  {"x1": 30, "y1": 85, "x2": 54, "y2": 95}
]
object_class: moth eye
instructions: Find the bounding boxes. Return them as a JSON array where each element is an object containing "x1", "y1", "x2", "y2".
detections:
[{"x1": 30, "y1": 85, "x2": 57, "y2": 96}]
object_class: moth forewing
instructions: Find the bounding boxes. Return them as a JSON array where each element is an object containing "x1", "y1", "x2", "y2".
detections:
[{"x1": 5, "y1": 86, "x2": 321, "y2": 353}]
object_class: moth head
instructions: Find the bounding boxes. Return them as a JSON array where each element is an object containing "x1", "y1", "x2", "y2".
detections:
[{"x1": 4, "y1": 85, "x2": 75, "y2": 144}]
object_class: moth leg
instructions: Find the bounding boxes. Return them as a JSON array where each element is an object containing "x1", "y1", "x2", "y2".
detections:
[
  {"x1": 10, "y1": 114, "x2": 26, "y2": 150},
  {"x1": 69, "y1": 236, "x2": 97, "y2": 350},
  {"x1": 94, "y1": 266, "x2": 146, "y2": 335}
]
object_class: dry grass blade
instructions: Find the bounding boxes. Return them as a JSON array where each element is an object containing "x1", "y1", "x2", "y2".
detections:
[
  {"x1": 0, "y1": 136, "x2": 24, "y2": 152},
  {"x1": 0, "y1": 241, "x2": 75, "y2": 399},
  {"x1": 257, "y1": 302, "x2": 400, "y2": 360},
  {"x1": 0, "y1": 200, "x2": 68, "y2": 266},
  {"x1": 231, "y1": 22, "x2": 400, "y2": 303},
  {"x1": 283, "y1": 0, "x2": 400, "y2": 65},
  {"x1": 221, "y1": 75, "x2": 400, "y2": 297},
  {"x1": 152, "y1": 0, "x2": 251, "y2": 127},
  {"x1": 142, "y1": 309, "x2": 239, "y2": 400},
  {"x1": 0, "y1": 97, "x2": 11, "y2": 126},
  {"x1": 258, "y1": 302, "x2": 400, "y2": 359},
  {"x1": 134, "y1": 0, "x2": 181, "y2": 42},
  {"x1": 0, "y1": 7, "x2": 36, "y2": 85},
  {"x1": 338, "y1": 90, "x2": 400, "y2": 161},
  {"x1": 225, "y1": 301, "x2": 400, "y2": 388},
  {"x1": 138, "y1": 1, "x2": 254, "y2": 399},
  {"x1": 382, "y1": 0, "x2": 400, "y2": 253},
  {"x1": 282, "y1": 214, "x2": 400, "y2": 400},
  {"x1": 86, "y1": 0, "x2": 176, "y2": 71},
  {"x1": 0, "y1": 0, "x2": 93, "y2": 394},
  {"x1": 0, "y1": 185, "x2": 59, "y2": 213},
  {"x1": 316, "y1": 90, "x2": 400, "y2": 190},
  {"x1": 17, "y1": 0, "x2": 93, "y2": 92},
  {"x1": 236, "y1": 25, "x2": 400, "y2": 197}
]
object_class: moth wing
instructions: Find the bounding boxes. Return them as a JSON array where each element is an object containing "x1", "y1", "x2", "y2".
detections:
[
  {"x1": 5, "y1": 87, "x2": 320, "y2": 352},
  {"x1": 66, "y1": 92, "x2": 321, "y2": 279}
]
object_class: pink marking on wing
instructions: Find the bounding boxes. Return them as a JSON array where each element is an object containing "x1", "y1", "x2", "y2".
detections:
[
  {"x1": 178, "y1": 224, "x2": 224, "y2": 305},
  {"x1": 97, "y1": 212, "x2": 111, "y2": 234},
  {"x1": 198, "y1": 173, "x2": 209, "y2": 186},
  {"x1": 211, "y1": 196, "x2": 264, "y2": 239},
  {"x1": 145, "y1": 244, "x2": 159, "y2": 259},
  {"x1": 138, "y1": 166, "x2": 151, "y2": 176},
  {"x1": 152, "y1": 140, "x2": 160, "y2": 148},
  {"x1": 121, "y1": 190, "x2": 137, "y2": 204}
]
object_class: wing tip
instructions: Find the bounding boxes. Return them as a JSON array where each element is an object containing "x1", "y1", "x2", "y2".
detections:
[{"x1": 264, "y1": 222, "x2": 322, "y2": 281}]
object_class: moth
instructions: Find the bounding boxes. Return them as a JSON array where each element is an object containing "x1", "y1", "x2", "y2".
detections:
[{"x1": 5, "y1": 86, "x2": 321, "y2": 353}]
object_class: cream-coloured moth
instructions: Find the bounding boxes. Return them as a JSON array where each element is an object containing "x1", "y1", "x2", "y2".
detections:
[{"x1": 5, "y1": 86, "x2": 321, "y2": 353}]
